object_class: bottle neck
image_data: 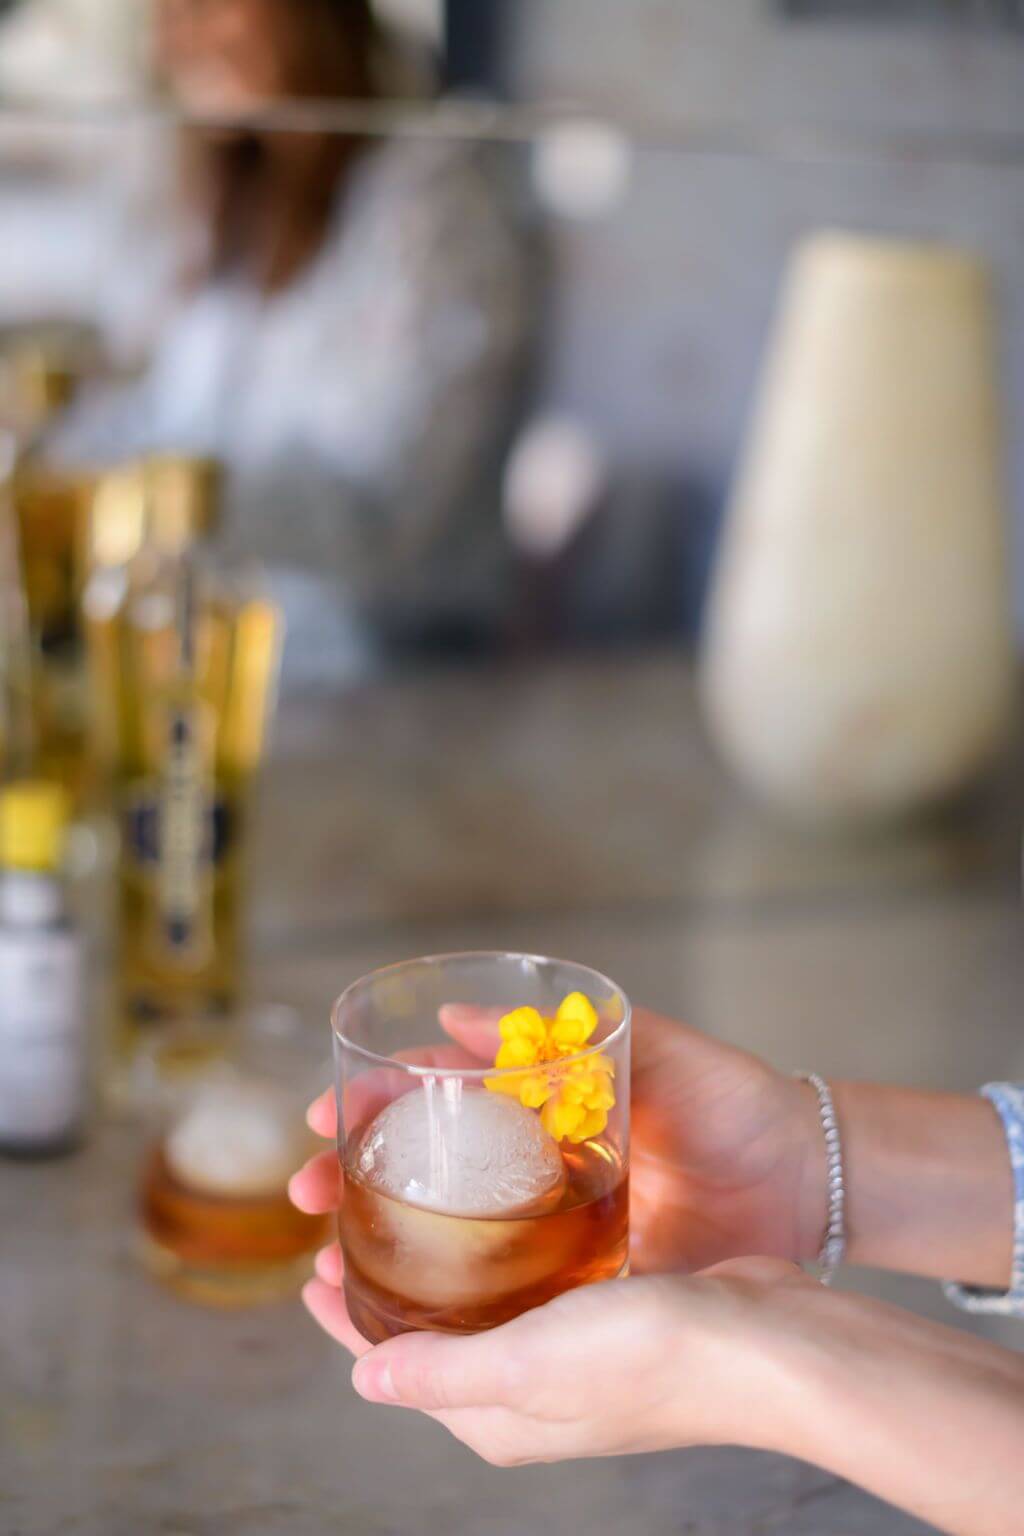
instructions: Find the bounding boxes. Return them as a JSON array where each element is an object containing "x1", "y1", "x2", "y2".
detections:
[{"x1": 0, "y1": 870, "x2": 65, "y2": 926}]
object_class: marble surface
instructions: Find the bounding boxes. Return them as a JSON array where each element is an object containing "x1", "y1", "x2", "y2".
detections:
[{"x1": 5, "y1": 651, "x2": 1024, "y2": 1536}]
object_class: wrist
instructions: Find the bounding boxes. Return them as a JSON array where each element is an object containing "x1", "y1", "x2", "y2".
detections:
[
  {"x1": 828, "y1": 1083, "x2": 1014, "y2": 1285},
  {"x1": 762, "y1": 1280, "x2": 1024, "y2": 1533},
  {"x1": 735, "y1": 1279, "x2": 857, "y2": 1459},
  {"x1": 760, "y1": 1281, "x2": 869, "y2": 1465},
  {"x1": 662, "y1": 1265, "x2": 838, "y2": 1457}
]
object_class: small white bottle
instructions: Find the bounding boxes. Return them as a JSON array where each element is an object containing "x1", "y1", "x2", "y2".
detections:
[{"x1": 0, "y1": 781, "x2": 87, "y2": 1157}]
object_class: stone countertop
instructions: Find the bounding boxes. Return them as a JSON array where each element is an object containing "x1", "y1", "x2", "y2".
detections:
[
  {"x1": 249, "y1": 652, "x2": 1024, "y2": 943},
  {"x1": 4, "y1": 651, "x2": 1023, "y2": 1536}
]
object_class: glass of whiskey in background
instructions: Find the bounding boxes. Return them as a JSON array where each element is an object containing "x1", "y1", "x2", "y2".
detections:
[
  {"x1": 333, "y1": 953, "x2": 630, "y2": 1343},
  {"x1": 138, "y1": 1006, "x2": 328, "y2": 1305}
]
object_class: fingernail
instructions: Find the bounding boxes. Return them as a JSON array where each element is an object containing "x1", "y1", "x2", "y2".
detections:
[{"x1": 353, "y1": 1359, "x2": 398, "y2": 1403}]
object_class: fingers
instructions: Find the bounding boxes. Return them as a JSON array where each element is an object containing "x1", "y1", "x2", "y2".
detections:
[
  {"x1": 288, "y1": 1149, "x2": 340, "y2": 1214},
  {"x1": 307, "y1": 1086, "x2": 336, "y2": 1138},
  {"x1": 440, "y1": 1002, "x2": 700, "y2": 1070},
  {"x1": 314, "y1": 1242, "x2": 344, "y2": 1286},
  {"x1": 301, "y1": 1278, "x2": 373, "y2": 1358},
  {"x1": 301, "y1": 1268, "x2": 541, "y2": 1466},
  {"x1": 306, "y1": 1045, "x2": 479, "y2": 1145},
  {"x1": 352, "y1": 1325, "x2": 522, "y2": 1413},
  {"x1": 438, "y1": 1004, "x2": 503, "y2": 1062}
]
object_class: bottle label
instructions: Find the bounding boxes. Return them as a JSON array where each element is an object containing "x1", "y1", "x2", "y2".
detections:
[
  {"x1": 0, "y1": 929, "x2": 84, "y2": 1145},
  {"x1": 159, "y1": 706, "x2": 208, "y2": 957},
  {"x1": 123, "y1": 702, "x2": 232, "y2": 971}
]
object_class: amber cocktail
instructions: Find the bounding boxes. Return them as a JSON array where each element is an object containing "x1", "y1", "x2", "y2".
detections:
[
  {"x1": 332, "y1": 953, "x2": 630, "y2": 1342},
  {"x1": 137, "y1": 1011, "x2": 327, "y2": 1305}
]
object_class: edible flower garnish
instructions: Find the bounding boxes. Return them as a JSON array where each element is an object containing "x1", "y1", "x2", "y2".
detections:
[{"x1": 485, "y1": 992, "x2": 615, "y2": 1143}]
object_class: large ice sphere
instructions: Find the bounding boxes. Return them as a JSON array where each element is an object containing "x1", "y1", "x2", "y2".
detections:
[
  {"x1": 355, "y1": 1085, "x2": 565, "y2": 1218},
  {"x1": 166, "y1": 1080, "x2": 310, "y2": 1197}
]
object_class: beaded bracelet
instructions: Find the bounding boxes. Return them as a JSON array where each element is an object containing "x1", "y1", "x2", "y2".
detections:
[{"x1": 797, "y1": 1072, "x2": 846, "y2": 1285}]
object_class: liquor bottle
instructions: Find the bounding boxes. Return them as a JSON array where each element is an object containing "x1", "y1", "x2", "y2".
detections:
[
  {"x1": 0, "y1": 435, "x2": 35, "y2": 780},
  {"x1": 0, "y1": 780, "x2": 87, "y2": 1157},
  {"x1": 85, "y1": 545, "x2": 281, "y2": 1088},
  {"x1": 3, "y1": 338, "x2": 89, "y2": 799},
  {"x1": 13, "y1": 452, "x2": 222, "y2": 806}
]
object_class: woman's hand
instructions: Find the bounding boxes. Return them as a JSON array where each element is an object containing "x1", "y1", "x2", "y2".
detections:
[
  {"x1": 600, "y1": 1006, "x2": 824, "y2": 1271},
  {"x1": 303, "y1": 1246, "x2": 1024, "y2": 1535},
  {"x1": 302, "y1": 1256, "x2": 812, "y2": 1467},
  {"x1": 426, "y1": 1007, "x2": 1013, "y2": 1285},
  {"x1": 292, "y1": 998, "x2": 1014, "y2": 1286},
  {"x1": 435, "y1": 1004, "x2": 826, "y2": 1273},
  {"x1": 290, "y1": 1004, "x2": 826, "y2": 1274}
]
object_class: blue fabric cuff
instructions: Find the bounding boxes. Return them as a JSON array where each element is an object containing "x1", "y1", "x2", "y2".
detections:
[{"x1": 943, "y1": 1083, "x2": 1024, "y2": 1319}]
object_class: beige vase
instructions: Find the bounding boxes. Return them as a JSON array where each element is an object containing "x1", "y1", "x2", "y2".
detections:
[{"x1": 701, "y1": 231, "x2": 1016, "y2": 821}]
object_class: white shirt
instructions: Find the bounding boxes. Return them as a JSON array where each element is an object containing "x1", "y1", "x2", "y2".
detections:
[{"x1": 54, "y1": 135, "x2": 534, "y2": 683}]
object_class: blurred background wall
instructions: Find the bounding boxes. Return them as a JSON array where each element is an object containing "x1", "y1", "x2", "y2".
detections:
[
  {"x1": 1, "y1": 0, "x2": 1022, "y2": 654},
  {"x1": 463, "y1": 0, "x2": 1024, "y2": 631}
]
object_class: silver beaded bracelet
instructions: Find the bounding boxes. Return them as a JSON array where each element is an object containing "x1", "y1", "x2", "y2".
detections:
[{"x1": 796, "y1": 1072, "x2": 846, "y2": 1285}]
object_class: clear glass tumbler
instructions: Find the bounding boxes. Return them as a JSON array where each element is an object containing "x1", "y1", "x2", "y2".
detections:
[
  {"x1": 333, "y1": 951, "x2": 630, "y2": 1342},
  {"x1": 138, "y1": 1006, "x2": 328, "y2": 1306}
]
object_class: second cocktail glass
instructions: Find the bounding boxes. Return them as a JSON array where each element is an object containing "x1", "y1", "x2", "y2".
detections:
[{"x1": 333, "y1": 952, "x2": 630, "y2": 1342}]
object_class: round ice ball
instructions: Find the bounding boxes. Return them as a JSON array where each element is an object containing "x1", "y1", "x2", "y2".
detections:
[
  {"x1": 165, "y1": 1081, "x2": 310, "y2": 1197},
  {"x1": 355, "y1": 1086, "x2": 566, "y2": 1219}
]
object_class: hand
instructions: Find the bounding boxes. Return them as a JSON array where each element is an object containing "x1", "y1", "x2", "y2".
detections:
[
  {"x1": 623, "y1": 1007, "x2": 824, "y2": 1270},
  {"x1": 289, "y1": 1005, "x2": 825, "y2": 1275},
  {"x1": 303, "y1": 1251, "x2": 1024, "y2": 1534},
  {"x1": 433, "y1": 1004, "x2": 826, "y2": 1273},
  {"x1": 302, "y1": 1255, "x2": 813, "y2": 1467}
]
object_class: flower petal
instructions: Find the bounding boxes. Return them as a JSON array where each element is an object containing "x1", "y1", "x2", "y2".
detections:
[
  {"x1": 519, "y1": 1072, "x2": 554, "y2": 1109},
  {"x1": 550, "y1": 992, "x2": 598, "y2": 1052},
  {"x1": 541, "y1": 1093, "x2": 586, "y2": 1142},
  {"x1": 484, "y1": 1072, "x2": 525, "y2": 1097},
  {"x1": 495, "y1": 1037, "x2": 541, "y2": 1070},
  {"x1": 567, "y1": 1107, "x2": 608, "y2": 1143},
  {"x1": 499, "y1": 1007, "x2": 547, "y2": 1049}
]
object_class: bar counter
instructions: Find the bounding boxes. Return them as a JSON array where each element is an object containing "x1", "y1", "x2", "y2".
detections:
[{"x1": 5, "y1": 651, "x2": 1023, "y2": 1536}]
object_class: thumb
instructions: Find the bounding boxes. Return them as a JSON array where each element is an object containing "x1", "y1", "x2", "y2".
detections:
[
  {"x1": 438, "y1": 1004, "x2": 503, "y2": 1062},
  {"x1": 352, "y1": 1328, "x2": 515, "y2": 1412}
]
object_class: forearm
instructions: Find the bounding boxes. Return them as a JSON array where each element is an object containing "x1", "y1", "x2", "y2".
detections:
[
  {"x1": 765, "y1": 1287, "x2": 1024, "y2": 1536},
  {"x1": 801, "y1": 1082, "x2": 1013, "y2": 1288}
]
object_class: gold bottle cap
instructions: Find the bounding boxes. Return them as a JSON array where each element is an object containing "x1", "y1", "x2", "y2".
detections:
[{"x1": 0, "y1": 780, "x2": 70, "y2": 872}]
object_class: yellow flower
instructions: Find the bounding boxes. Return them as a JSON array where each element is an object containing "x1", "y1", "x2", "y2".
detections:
[
  {"x1": 549, "y1": 992, "x2": 598, "y2": 1054},
  {"x1": 499, "y1": 1007, "x2": 550, "y2": 1057},
  {"x1": 484, "y1": 993, "x2": 615, "y2": 1143},
  {"x1": 541, "y1": 1054, "x2": 615, "y2": 1144}
]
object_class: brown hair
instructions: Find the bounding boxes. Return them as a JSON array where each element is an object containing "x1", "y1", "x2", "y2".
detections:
[{"x1": 174, "y1": 0, "x2": 379, "y2": 293}]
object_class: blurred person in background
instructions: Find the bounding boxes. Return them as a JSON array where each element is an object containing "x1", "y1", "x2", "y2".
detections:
[{"x1": 55, "y1": 0, "x2": 534, "y2": 684}]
